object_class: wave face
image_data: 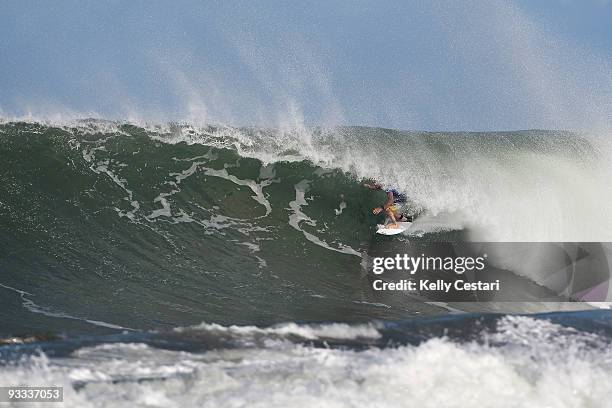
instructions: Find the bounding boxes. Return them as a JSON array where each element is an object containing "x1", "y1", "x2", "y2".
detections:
[{"x1": 0, "y1": 120, "x2": 610, "y2": 334}]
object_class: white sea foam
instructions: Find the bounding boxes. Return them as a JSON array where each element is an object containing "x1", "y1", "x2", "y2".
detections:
[
  {"x1": 2, "y1": 317, "x2": 611, "y2": 407},
  {"x1": 288, "y1": 180, "x2": 361, "y2": 257},
  {"x1": 0, "y1": 283, "x2": 132, "y2": 331},
  {"x1": 333, "y1": 197, "x2": 347, "y2": 216},
  {"x1": 202, "y1": 167, "x2": 273, "y2": 217},
  {"x1": 175, "y1": 321, "x2": 383, "y2": 341},
  {"x1": 82, "y1": 145, "x2": 141, "y2": 221}
]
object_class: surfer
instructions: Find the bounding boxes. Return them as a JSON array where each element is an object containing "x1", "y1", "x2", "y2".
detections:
[{"x1": 363, "y1": 182, "x2": 412, "y2": 227}]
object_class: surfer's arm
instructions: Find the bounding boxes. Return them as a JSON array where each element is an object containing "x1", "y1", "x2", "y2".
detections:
[
  {"x1": 384, "y1": 191, "x2": 394, "y2": 208},
  {"x1": 372, "y1": 192, "x2": 394, "y2": 214},
  {"x1": 363, "y1": 182, "x2": 382, "y2": 190}
]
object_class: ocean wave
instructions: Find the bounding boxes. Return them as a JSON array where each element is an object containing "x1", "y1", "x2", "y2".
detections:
[{"x1": 0, "y1": 119, "x2": 609, "y2": 334}]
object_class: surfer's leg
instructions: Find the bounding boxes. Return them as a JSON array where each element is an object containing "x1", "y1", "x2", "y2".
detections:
[
  {"x1": 386, "y1": 204, "x2": 412, "y2": 223},
  {"x1": 384, "y1": 205, "x2": 399, "y2": 225},
  {"x1": 392, "y1": 202, "x2": 413, "y2": 222}
]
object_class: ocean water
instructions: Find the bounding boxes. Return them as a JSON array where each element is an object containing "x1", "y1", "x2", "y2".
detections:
[
  {"x1": 1, "y1": 120, "x2": 611, "y2": 407},
  {"x1": 2, "y1": 312, "x2": 612, "y2": 408}
]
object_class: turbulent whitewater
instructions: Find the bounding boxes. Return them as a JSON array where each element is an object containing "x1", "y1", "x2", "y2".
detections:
[{"x1": 2, "y1": 312, "x2": 612, "y2": 408}]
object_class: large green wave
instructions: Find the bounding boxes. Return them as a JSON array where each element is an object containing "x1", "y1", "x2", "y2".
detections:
[{"x1": 0, "y1": 121, "x2": 607, "y2": 336}]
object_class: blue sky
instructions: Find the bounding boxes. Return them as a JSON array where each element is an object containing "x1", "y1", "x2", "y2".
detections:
[{"x1": 1, "y1": 1, "x2": 612, "y2": 130}]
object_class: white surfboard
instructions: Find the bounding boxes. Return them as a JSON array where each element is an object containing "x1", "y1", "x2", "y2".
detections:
[{"x1": 376, "y1": 222, "x2": 412, "y2": 236}]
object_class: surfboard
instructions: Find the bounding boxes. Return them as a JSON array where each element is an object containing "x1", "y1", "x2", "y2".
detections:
[{"x1": 376, "y1": 222, "x2": 412, "y2": 236}]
